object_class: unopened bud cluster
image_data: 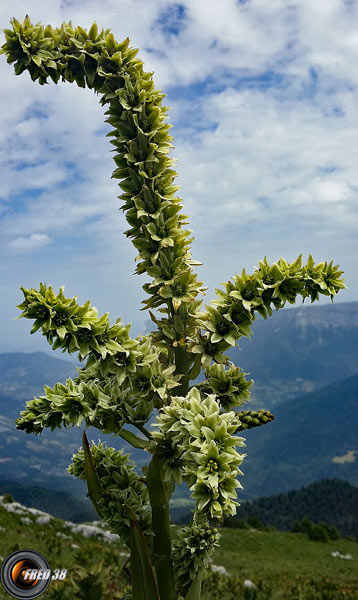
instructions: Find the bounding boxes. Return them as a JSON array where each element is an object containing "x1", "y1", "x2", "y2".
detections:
[
  {"x1": 172, "y1": 523, "x2": 221, "y2": 596},
  {"x1": 236, "y1": 409, "x2": 274, "y2": 431}
]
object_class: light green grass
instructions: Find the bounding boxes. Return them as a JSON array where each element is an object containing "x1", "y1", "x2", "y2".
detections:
[
  {"x1": 212, "y1": 527, "x2": 357, "y2": 581},
  {"x1": 1, "y1": 503, "x2": 357, "y2": 599}
]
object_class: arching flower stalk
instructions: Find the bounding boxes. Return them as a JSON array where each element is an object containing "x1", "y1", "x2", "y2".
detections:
[{"x1": 1, "y1": 16, "x2": 346, "y2": 600}]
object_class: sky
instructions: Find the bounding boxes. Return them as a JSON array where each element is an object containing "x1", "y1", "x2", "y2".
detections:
[{"x1": 0, "y1": 0, "x2": 357, "y2": 363}]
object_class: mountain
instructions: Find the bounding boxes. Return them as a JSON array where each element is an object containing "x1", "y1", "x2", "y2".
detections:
[
  {"x1": 0, "y1": 352, "x2": 149, "y2": 499},
  {"x1": 0, "y1": 479, "x2": 97, "y2": 522},
  {"x1": 222, "y1": 478, "x2": 358, "y2": 539},
  {"x1": 0, "y1": 351, "x2": 80, "y2": 402},
  {"x1": 239, "y1": 374, "x2": 358, "y2": 499},
  {"x1": 227, "y1": 300, "x2": 358, "y2": 409}
]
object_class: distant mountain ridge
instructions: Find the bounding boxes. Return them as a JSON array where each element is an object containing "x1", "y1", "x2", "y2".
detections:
[
  {"x1": 239, "y1": 374, "x2": 358, "y2": 498},
  {"x1": 228, "y1": 300, "x2": 358, "y2": 408},
  {"x1": 0, "y1": 479, "x2": 97, "y2": 523},
  {"x1": 0, "y1": 351, "x2": 79, "y2": 402},
  {"x1": 0, "y1": 301, "x2": 357, "y2": 505}
]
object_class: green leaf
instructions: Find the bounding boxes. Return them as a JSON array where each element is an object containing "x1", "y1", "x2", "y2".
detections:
[
  {"x1": 129, "y1": 512, "x2": 160, "y2": 600},
  {"x1": 119, "y1": 427, "x2": 150, "y2": 450},
  {"x1": 187, "y1": 353, "x2": 202, "y2": 381},
  {"x1": 32, "y1": 55, "x2": 42, "y2": 67},
  {"x1": 211, "y1": 333, "x2": 222, "y2": 344},
  {"x1": 160, "y1": 324, "x2": 176, "y2": 339},
  {"x1": 184, "y1": 571, "x2": 202, "y2": 600},
  {"x1": 88, "y1": 22, "x2": 98, "y2": 41},
  {"x1": 82, "y1": 428, "x2": 103, "y2": 515}
]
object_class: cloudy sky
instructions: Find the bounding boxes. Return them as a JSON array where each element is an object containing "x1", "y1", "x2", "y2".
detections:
[{"x1": 1, "y1": 0, "x2": 357, "y2": 362}]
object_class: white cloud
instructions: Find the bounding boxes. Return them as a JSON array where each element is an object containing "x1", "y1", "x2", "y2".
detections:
[
  {"x1": 0, "y1": 0, "x2": 357, "y2": 356},
  {"x1": 8, "y1": 233, "x2": 51, "y2": 250}
]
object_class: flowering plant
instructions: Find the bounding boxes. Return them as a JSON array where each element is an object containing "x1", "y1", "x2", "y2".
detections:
[{"x1": 1, "y1": 16, "x2": 346, "y2": 600}]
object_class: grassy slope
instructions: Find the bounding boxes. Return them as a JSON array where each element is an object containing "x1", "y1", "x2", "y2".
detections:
[
  {"x1": 0, "y1": 500, "x2": 357, "y2": 600},
  {"x1": 213, "y1": 527, "x2": 357, "y2": 582}
]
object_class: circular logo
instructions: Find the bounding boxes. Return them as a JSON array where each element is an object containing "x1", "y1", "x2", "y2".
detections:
[{"x1": 1, "y1": 550, "x2": 51, "y2": 599}]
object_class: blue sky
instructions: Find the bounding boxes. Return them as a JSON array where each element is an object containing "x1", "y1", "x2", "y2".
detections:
[{"x1": 0, "y1": 0, "x2": 357, "y2": 362}]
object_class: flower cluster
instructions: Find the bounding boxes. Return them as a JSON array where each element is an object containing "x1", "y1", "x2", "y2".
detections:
[
  {"x1": 172, "y1": 523, "x2": 221, "y2": 597},
  {"x1": 16, "y1": 378, "x2": 102, "y2": 434},
  {"x1": 194, "y1": 254, "x2": 346, "y2": 366},
  {"x1": 15, "y1": 350, "x2": 180, "y2": 436},
  {"x1": 198, "y1": 363, "x2": 253, "y2": 411},
  {"x1": 15, "y1": 283, "x2": 183, "y2": 434},
  {"x1": 152, "y1": 387, "x2": 246, "y2": 520},
  {"x1": 78, "y1": 336, "x2": 180, "y2": 411},
  {"x1": 1, "y1": 16, "x2": 207, "y2": 352},
  {"x1": 67, "y1": 440, "x2": 151, "y2": 547},
  {"x1": 17, "y1": 283, "x2": 136, "y2": 361}
]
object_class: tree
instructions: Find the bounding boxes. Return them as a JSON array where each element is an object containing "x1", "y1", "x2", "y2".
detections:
[{"x1": 1, "y1": 16, "x2": 346, "y2": 600}]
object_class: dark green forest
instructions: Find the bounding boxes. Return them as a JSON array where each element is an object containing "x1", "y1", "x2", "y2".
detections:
[{"x1": 222, "y1": 478, "x2": 358, "y2": 538}]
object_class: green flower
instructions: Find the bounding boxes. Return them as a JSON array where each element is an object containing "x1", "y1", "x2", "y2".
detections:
[
  {"x1": 202, "y1": 306, "x2": 238, "y2": 346},
  {"x1": 146, "y1": 256, "x2": 186, "y2": 287},
  {"x1": 130, "y1": 360, "x2": 179, "y2": 407},
  {"x1": 123, "y1": 396, "x2": 154, "y2": 425},
  {"x1": 132, "y1": 236, "x2": 161, "y2": 265},
  {"x1": 152, "y1": 388, "x2": 246, "y2": 519},
  {"x1": 227, "y1": 270, "x2": 264, "y2": 312},
  {"x1": 271, "y1": 275, "x2": 305, "y2": 305},
  {"x1": 157, "y1": 437, "x2": 183, "y2": 485},
  {"x1": 200, "y1": 363, "x2": 253, "y2": 411},
  {"x1": 132, "y1": 190, "x2": 171, "y2": 220},
  {"x1": 190, "y1": 332, "x2": 230, "y2": 369},
  {"x1": 130, "y1": 365, "x2": 153, "y2": 397},
  {"x1": 158, "y1": 271, "x2": 207, "y2": 312},
  {"x1": 190, "y1": 439, "x2": 242, "y2": 488},
  {"x1": 221, "y1": 300, "x2": 255, "y2": 337}
]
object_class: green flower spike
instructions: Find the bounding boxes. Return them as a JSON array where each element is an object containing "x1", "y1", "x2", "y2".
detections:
[
  {"x1": 172, "y1": 523, "x2": 220, "y2": 597},
  {"x1": 2, "y1": 15, "x2": 347, "y2": 600},
  {"x1": 190, "y1": 332, "x2": 230, "y2": 369},
  {"x1": 68, "y1": 440, "x2": 152, "y2": 547}
]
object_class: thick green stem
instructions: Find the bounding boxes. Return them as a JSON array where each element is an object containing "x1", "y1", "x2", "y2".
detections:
[
  {"x1": 174, "y1": 344, "x2": 191, "y2": 396},
  {"x1": 147, "y1": 453, "x2": 176, "y2": 600}
]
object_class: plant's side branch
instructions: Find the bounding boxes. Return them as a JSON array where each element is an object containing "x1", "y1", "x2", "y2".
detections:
[{"x1": 135, "y1": 423, "x2": 152, "y2": 439}]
